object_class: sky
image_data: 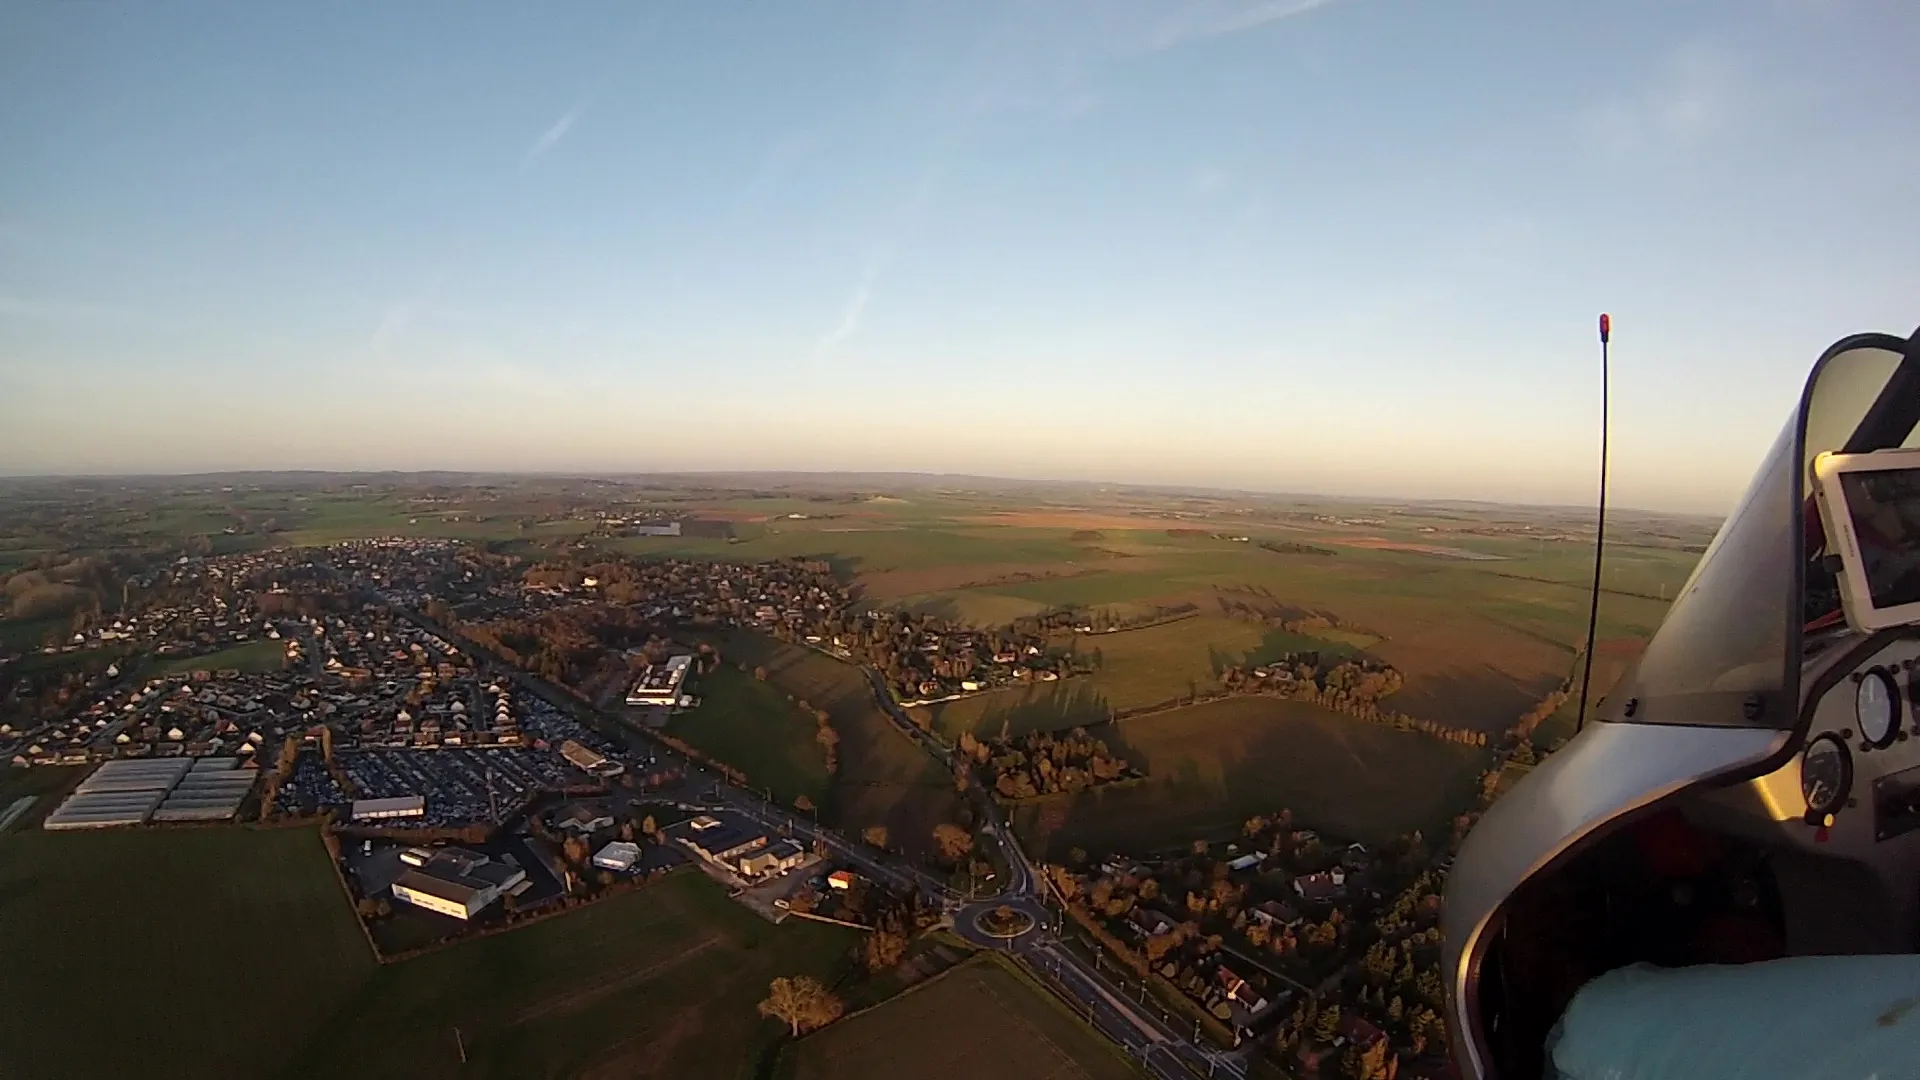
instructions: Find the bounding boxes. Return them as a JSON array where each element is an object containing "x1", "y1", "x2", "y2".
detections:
[{"x1": 3, "y1": 0, "x2": 1918, "y2": 513}]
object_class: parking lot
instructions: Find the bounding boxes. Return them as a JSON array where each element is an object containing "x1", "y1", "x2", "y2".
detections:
[{"x1": 336, "y1": 747, "x2": 590, "y2": 826}]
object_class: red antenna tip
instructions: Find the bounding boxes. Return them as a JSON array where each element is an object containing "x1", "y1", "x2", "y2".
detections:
[{"x1": 1598, "y1": 313, "x2": 1611, "y2": 343}]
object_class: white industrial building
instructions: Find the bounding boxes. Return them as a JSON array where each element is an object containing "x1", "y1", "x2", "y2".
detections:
[
  {"x1": 389, "y1": 848, "x2": 528, "y2": 921},
  {"x1": 352, "y1": 794, "x2": 426, "y2": 821},
  {"x1": 626, "y1": 654, "x2": 694, "y2": 706},
  {"x1": 592, "y1": 841, "x2": 642, "y2": 872}
]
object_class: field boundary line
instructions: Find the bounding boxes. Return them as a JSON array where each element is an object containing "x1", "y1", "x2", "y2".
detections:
[{"x1": 508, "y1": 932, "x2": 724, "y2": 1025}]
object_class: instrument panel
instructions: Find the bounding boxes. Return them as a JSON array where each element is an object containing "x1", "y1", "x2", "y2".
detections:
[{"x1": 1695, "y1": 635, "x2": 1920, "y2": 954}]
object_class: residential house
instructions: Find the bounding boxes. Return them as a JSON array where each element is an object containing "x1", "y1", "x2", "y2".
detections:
[{"x1": 1293, "y1": 868, "x2": 1346, "y2": 904}]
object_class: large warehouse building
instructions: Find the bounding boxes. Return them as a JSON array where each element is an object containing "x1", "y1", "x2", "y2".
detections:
[
  {"x1": 151, "y1": 757, "x2": 258, "y2": 822},
  {"x1": 625, "y1": 654, "x2": 694, "y2": 706},
  {"x1": 389, "y1": 848, "x2": 528, "y2": 920}
]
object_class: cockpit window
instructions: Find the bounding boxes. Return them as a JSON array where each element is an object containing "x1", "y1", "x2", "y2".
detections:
[{"x1": 1606, "y1": 340, "x2": 1912, "y2": 730}]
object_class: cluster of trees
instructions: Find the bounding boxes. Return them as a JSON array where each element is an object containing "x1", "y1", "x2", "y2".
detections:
[
  {"x1": 461, "y1": 604, "x2": 662, "y2": 685},
  {"x1": 1220, "y1": 653, "x2": 1489, "y2": 747},
  {"x1": 1258, "y1": 540, "x2": 1337, "y2": 556},
  {"x1": 958, "y1": 726, "x2": 1140, "y2": 800}
]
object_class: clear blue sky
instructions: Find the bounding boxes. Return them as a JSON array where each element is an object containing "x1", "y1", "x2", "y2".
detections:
[{"x1": 3, "y1": 0, "x2": 1916, "y2": 512}]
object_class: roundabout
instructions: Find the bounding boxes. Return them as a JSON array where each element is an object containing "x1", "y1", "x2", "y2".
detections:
[{"x1": 954, "y1": 896, "x2": 1048, "y2": 946}]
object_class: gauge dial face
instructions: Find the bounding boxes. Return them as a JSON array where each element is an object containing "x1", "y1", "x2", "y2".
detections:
[
  {"x1": 1801, "y1": 734, "x2": 1851, "y2": 816},
  {"x1": 1856, "y1": 669, "x2": 1901, "y2": 747}
]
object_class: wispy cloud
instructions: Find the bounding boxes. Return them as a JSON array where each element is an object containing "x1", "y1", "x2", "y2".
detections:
[
  {"x1": 521, "y1": 97, "x2": 592, "y2": 172},
  {"x1": 1581, "y1": 43, "x2": 1741, "y2": 160},
  {"x1": 813, "y1": 278, "x2": 874, "y2": 358},
  {"x1": 1146, "y1": 0, "x2": 1343, "y2": 52}
]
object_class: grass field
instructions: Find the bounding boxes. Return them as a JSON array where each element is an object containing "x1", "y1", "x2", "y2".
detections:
[
  {"x1": 912, "y1": 616, "x2": 1357, "y2": 741},
  {"x1": 785, "y1": 954, "x2": 1144, "y2": 1080},
  {"x1": 0, "y1": 822, "x2": 865, "y2": 1080},
  {"x1": 721, "y1": 632, "x2": 963, "y2": 861},
  {"x1": 1014, "y1": 698, "x2": 1491, "y2": 860},
  {"x1": 0, "y1": 826, "x2": 373, "y2": 1080},
  {"x1": 150, "y1": 637, "x2": 287, "y2": 676},
  {"x1": 668, "y1": 665, "x2": 832, "y2": 809},
  {"x1": 286, "y1": 869, "x2": 861, "y2": 1080}
]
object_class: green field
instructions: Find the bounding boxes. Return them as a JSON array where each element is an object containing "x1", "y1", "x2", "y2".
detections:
[
  {"x1": 785, "y1": 954, "x2": 1144, "y2": 1080},
  {"x1": 721, "y1": 633, "x2": 964, "y2": 861},
  {"x1": 150, "y1": 637, "x2": 287, "y2": 676},
  {"x1": 0, "y1": 826, "x2": 373, "y2": 1080},
  {"x1": 0, "y1": 823, "x2": 865, "y2": 1080},
  {"x1": 669, "y1": 665, "x2": 832, "y2": 808},
  {"x1": 1014, "y1": 697, "x2": 1491, "y2": 860},
  {"x1": 287, "y1": 870, "x2": 861, "y2": 1080}
]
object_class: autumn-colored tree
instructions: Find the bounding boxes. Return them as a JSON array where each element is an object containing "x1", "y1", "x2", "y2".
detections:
[
  {"x1": 794, "y1": 794, "x2": 815, "y2": 813},
  {"x1": 862, "y1": 825, "x2": 889, "y2": 849},
  {"x1": 641, "y1": 814, "x2": 659, "y2": 838},
  {"x1": 932, "y1": 823, "x2": 973, "y2": 864},
  {"x1": 865, "y1": 926, "x2": 908, "y2": 972},
  {"x1": 753, "y1": 665, "x2": 769, "y2": 681},
  {"x1": 1314, "y1": 1004, "x2": 1342, "y2": 1046},
  {"x1": 562, "y1": 836, "x2": 589, "y2": 865},
  {"x1": 1144, "y1": 932, "x2": 1178, "y2": 963},
  {"x1": 757, "y1": 975, "x2": 844, "y2": 1037}
]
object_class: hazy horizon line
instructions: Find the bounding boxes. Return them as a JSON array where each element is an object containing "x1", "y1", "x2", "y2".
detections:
[{"x1": 0, "y1": 466, "x2": 1722, "y2": 522}]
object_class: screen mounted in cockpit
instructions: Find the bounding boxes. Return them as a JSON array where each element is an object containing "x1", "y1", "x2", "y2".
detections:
[{"x1": 1814, "y1": 449, "x2": 1920, "y2": 631}]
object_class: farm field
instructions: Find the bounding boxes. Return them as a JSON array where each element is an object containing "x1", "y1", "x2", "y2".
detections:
[
  {"x1": 286, "y1": 869, "x2": 861, "y2": 1080},
  {"x1": 785, "y1": 954, "x2": 1144, "y2": 1080},
  {"x1": 0, "y1": 825, "x2": 372, "y2": 1080},
  {"x1": 0, "y1": 824, "x2": 864, "y2": 1080},
  {"x1": 1014, "y1": 697, "x2": 1491, "y2": 861},
  {"x1": 150, "y1": 637, "x2": 288, "y2": 676},
  {"x1": 721, "y1": 632, "x2": 965, "y2": 861},
  {"x1": 669, "y1": 664, "x2": 832, "y2": 809}
]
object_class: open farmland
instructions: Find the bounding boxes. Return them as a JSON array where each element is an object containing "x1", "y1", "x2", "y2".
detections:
[
  {"x1": 0, "y1": 823, "x2": 862, "y2": 1080},
  {"x1": 721, "y1": 632, "x2": 965, "y2": 861},
  {"x1": 286, "y1": 869, "x2": 860, "y2": 1080},
  {"x1": 1014, "y1": 697, "x2": 1491, "y2": 860},
  {"x1": 668, "y1": 664, "x2": 832, "y2": 809},
  {"x1": 0, "y1": 826, "x2": 372, "y2": 1080},
  {"x1": 787, "y1": 954, "x2": 1144, "y2": 1080}
]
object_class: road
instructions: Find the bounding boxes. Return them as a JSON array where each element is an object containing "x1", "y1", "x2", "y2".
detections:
[
  {"x1": 858, "y1": 666, "x2": 1250, "y2": 1080},
  {"x1": 405, "y1": 604, "x2": 1245, "y2": 1079}
]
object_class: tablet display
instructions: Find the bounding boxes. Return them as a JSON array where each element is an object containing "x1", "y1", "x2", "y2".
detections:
[{"x1": 1838, "y1": 467, "x2": 1920, "y2": 609}]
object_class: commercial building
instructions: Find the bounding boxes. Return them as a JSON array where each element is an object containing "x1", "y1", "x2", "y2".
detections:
[
  {"x1": 555, "y1": 802, "x2": 614, "y2": 835},
  {"x1": 625, "y1": 655, "x2": 693, "y2": 706},
  {"x1": 559, "y1": 740, "x2": 623, "y2": 778},
  {"x1": 389, "y1": 848, "x2": 528, "y2": 920},
  {"x1": 352, "y1": 794, "x2": 426, "y2": 821},
  {"x1": 667, "y1": 811, "x2": 807, "y2": 880},
  {"x1": 740, "y1": 839, "x2": 807, "y2": 878},
  {"x1": 592, "y1": 840, "x2": 641, "y2": 872}
]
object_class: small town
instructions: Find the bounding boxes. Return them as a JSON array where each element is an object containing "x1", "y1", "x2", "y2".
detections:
[{"x1": 2, "y1": 532, "x2": 1478, "y2": 1079}]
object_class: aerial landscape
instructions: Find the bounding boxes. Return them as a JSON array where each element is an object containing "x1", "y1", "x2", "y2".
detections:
[
  {"x1": 5, "y1": 1, "x2": 1917, "y2": 1078},
  {"x1": 0, "y1": 473, "x2": 1710, "y2": 1078}
]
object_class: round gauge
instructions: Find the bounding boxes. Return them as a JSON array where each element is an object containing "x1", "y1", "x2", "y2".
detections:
[
  {"x1": 1800, "y1": 733, "x2": 1853, "y2": 818},
  {"x1": 1856, "y1": 669, "x2": 1902, "y2": 748}
]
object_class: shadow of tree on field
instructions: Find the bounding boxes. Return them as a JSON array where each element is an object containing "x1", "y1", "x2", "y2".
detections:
[
  {"x1": 1391, "y1": 663, "x2": 1556, "y2": 734},
  {"x1": 965, "y1": 683, "x2": 1114, "y2": 741}
]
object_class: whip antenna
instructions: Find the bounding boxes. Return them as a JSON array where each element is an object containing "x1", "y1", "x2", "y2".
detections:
[{"x1": 1574, "y1": 313, "x2": 1611, "y2": 733}]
